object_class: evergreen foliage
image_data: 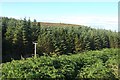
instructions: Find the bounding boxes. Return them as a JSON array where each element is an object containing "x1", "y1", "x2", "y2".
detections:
[{"x1": 1, "y1": 17, "x2": 119, "y2": 62}]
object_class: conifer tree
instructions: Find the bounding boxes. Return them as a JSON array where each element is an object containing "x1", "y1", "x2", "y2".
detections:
[{"x1": 74, "y1": 34, "x2": 82, "y2": 52}]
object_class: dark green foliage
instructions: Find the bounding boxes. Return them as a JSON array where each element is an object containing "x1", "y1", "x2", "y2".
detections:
[
  {"x1": 1, "y1": 48, "x2": 119, "y2": 79},
  {"x1": 2, "y1": 17, "x2": 119, "y2": 62}
]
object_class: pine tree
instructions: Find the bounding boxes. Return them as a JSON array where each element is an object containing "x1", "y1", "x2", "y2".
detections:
[
  {"x1": 31, "y1": 21, "x2": 41, "y2": 41},
  {"x1": 74, "y1": 34, "x2": 82, "y2": 53},
  {"x1": 94, "y1": 34, "x2": 102, "y2": 50}
]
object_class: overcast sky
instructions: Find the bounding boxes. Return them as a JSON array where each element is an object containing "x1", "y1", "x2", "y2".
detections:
[{"x1": 1, "y1": 1, "x2": 118, "y2": 31}]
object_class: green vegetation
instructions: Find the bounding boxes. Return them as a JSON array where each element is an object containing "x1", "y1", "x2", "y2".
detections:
[
  {"x1": 1, "y1": 17, "x2": 119, "y2": 79},
  {"x1": 1, "y1": 17, "x2": 120, "y2": 62},
  {"x1": 1, "y1": 48, "x2": 119, "y2": 79}
]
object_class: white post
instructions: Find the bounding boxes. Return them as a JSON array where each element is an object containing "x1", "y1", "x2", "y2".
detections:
[{"x1": 33, "y1": 42, "x2": 37, "y2": 58}]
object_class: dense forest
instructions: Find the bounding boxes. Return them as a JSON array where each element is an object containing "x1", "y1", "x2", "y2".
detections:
[
  {"x1": 1, "y1": 17, "x2": 120, "y2": 79},
  {"x1": 1, "y1": 17, "x2": 120, "y2": 62}
]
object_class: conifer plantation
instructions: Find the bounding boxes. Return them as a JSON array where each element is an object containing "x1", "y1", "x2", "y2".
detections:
[
  {"x1": 1, "y1": 17, "x2": 119, "y2": 79},
  {"x1": 2, "y1": 17, "x2": 119, "y2": 62}
]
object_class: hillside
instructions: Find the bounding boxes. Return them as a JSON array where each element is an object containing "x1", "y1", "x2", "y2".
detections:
[
  {"x1": 39, "y1": 22, "x2": 83, "y2": 27},
  {"x1": 2, "y1": 17, "x2": 119, "y2": 63}
]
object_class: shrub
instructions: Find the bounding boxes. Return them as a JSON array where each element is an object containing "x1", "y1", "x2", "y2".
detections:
[{"x1": 1, "y1": 48, "x2": 119, "y2": 79}]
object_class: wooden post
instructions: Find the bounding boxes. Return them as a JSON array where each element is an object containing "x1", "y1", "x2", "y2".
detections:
[{"x1": 33, "y1": 42, "x2": 37, "y2": 58}]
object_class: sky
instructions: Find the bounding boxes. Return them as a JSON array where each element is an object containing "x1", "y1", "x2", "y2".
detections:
[{"x1": 1, "y1": 1, "x2": 118, "y2": 31}]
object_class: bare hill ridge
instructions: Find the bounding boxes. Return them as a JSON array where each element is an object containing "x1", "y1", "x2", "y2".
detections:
[{"x1": 38, "y1": 22, "x2": 83, "y2": 27}]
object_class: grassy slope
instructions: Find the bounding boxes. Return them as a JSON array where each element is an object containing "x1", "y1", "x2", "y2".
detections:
[
  {"x1": 35, "y1": 22, "x2": 86, "y2": 28},
  {"x1": 40, "y1": 22, "x2": 81, "y2": 27},
  {"x1": 1, "y1": 48, "x2": 119, "y2": 79}
]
